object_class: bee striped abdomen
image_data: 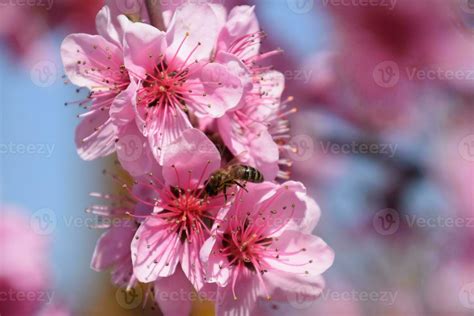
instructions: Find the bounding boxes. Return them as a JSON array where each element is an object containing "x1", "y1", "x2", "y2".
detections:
[
  {"x1": 204, "y1": 165, "x2": 264, "y2": 198},
  {"x1": 230, "y1": 165, "x2": 264, "y2": 183}
]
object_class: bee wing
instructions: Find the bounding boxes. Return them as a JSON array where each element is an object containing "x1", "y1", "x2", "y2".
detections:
[{"x1": 225, "y1": 151, "x2": 250, "y2": 168}]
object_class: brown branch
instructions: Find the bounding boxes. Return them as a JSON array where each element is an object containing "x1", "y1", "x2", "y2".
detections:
[{"x1": 145, "y1": 0, "x2": 165, "y2": 30}]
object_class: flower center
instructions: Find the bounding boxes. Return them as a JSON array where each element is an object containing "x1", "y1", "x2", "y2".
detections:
[
  {"x1": 220, "y1": 217, "x2": 273, "y2": 272},
  {"x1": 161, "y1": 186, "x2": 212, "y2": 243},
  {"x1": 138, "y1": 61, "x2": 190, "y2": 109}
]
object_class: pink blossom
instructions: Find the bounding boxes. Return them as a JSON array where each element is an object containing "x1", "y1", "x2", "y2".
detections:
[
  {"x1": 200, "y1": 182, "x2": 334, "y2": 315},
  {"x1": 89, "y1": 182, "x2": 157, "y2": 289},
  {"x1": 213, "y1": 6, "x2": 295, "y2": 180},
  {"x1": 105, "y1": 0, "x2": 150, "y2": 26},
  {"x1": 121, "y1": 3, "x2": 245, "y2": 165},
  {"x1": 58, "y1": 3, "x2": 336, "y2": 315},
  {"x1": 130, "y1": 129, "x2": 227, "y2": 312},
  {"x1": 62, "y1": 3, "x2": 275, "y2": 177},
  {"x1": 62, "y1": 4, "x2": 209, "y2": 177},
  {"x1": 0, "y1": 205, "x2": 50, "y2": 316},
  {"x1": 152, "y1": 265, "x2": 198, "y2": 316},
  {"x1": 61, "y1": 5, "x2": 131, "y2": 161}
]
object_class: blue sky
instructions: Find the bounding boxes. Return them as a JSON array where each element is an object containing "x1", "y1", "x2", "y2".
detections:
[{"x1": 0, "y1": 34, "x2": 105, "y2": 307}]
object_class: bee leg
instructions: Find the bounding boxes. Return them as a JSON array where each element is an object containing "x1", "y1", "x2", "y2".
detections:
[
  {"x1": 234, "y1": 181, "x2": 248, "y2": 192},
  {"x1": 223, "y1": 186, "x2": 228, "y2": 202}
]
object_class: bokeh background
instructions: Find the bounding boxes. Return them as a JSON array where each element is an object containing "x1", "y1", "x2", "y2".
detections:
[{"x1": 1, "y1": 0, "x2": 473, "y2": 315}]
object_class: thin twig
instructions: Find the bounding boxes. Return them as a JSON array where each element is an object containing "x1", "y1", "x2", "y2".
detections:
[{"x1": 145, "y1": 0, "x2": 165, "y2": 30}]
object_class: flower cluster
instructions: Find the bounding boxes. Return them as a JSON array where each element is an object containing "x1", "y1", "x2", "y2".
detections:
[{"x1": 61, "y1": 2, "x2": 334, "y2": 315}]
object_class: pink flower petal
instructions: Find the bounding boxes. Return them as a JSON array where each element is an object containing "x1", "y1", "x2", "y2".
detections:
[
  {"x1": 215, "y1": 269, "x2": 260, "y2": 316},
  {"x1": 122, "y1": 17, "x2": 167, "y2": 78},
  {"x1": 218, "y1": 115, "x2": 279, "y2": 181},
  {"x1": 200, "y1": 236, "x2": 231, "y2": 287},
  {"x1": 297, "y1": 194, "x2": 322, "y2": 234},
  {"x1": 131, "y1": 216, "x2": 183, "y2": 282},
  {"x1": 61, "y1": 33, "x2": 123, "y2": 89},
  {"x1": 95, "y1": 5, "x2": 122, "y2": 47},
  {"x1": 209, "y1": 3, "x2": 227, "y2": 29},
  {"x1": 165, "y1": 3, "x2": 220, "y2": 63},
  {"x1": 116, "y1": 122, "x2": 155, "y2": 177},
  {"x1": 147, "y1": 105, "x2": 193, "y2": 165},
  {"x1": 252, "y1": 275, "x2": 325, "y2": 315},
  {"x1": 217, "y1": 5, "x2": 260, "y2": 59},
  {"x1": 90, "y1": 222, "x2": 135, "y2": 271},
  {"x1": 181, "y1": 241, "x2": 205, "y2": 290},
  {"x1": 234, "y1": 181, "x2": 308, "y2": 236},
  {"x1": 215, "y1": 51, "x2": 253, "y2": 90},
  {"x1": 258, "y1": 71, "x2": 285, "y2": 112},
  {"x1": 154, "y1": 266, "x2": 193, "y2": 316},
  {"x1": 109, "y1": 80, "x2": 137, "y2": 127},
  {"x1": 263, "y1": 272, "x2": 325, "y2": 303},
  {"x1": 162, "y1": 128, "x2": 221, "y2": 188},
  {"x1": 265, "y1": 230, "x2": 335, "y2": 277},
  {"x1": 187, "y1": 59, "x2": 245, "y2": 118},
  {"x1": 75, "y1": 105, "x2": 117, "y2": 160}
]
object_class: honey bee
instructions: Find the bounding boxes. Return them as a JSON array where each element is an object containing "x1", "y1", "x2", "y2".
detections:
[{"x1": 204, "y1": 164, "x2": 264, "y2": 199}]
